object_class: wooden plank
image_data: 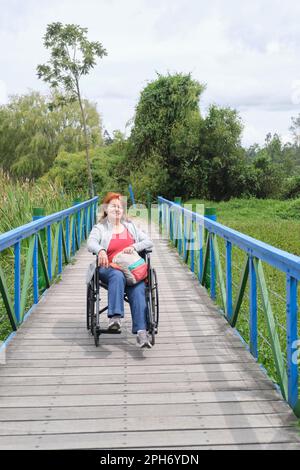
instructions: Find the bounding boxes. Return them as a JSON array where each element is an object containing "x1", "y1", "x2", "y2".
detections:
[
  {"x1": 0, "y1": 427, "x2": 298, "y2": 450},
  {"x1": 0, "y1": 400, "x2": 292, "y2": 422},
  {"x1": 0, "y1": 362, "x2": 273, "y2": 377},
  {"x1": 5, "y1": 349, "x2": 251, "y2": 360},
  {"x1": 7, "y1": 342, "x2": 246, "y2": 353},
  {"x1": 0, "y1": 413, "x2": 296, "y2": 436},
  {"x1": 0, "y1": 369, "x2": 264, "y2": 386},
  {"x1": 3, "y1": 355, "x2": 257, "y2": 368},
  {"x1": 0, "y1": 389, "x2": 284, "y2": 408},
  {"x1": 0, "y1": 379, "x2": 275, "y2": 397},
  {"x1": 0, "y1": 401, "x2": 292, "y2": 423}
]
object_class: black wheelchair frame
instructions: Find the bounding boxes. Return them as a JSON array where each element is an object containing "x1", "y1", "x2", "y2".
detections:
[{"x1": 86, "y1": 249, "x2": 159, "y2": 347}]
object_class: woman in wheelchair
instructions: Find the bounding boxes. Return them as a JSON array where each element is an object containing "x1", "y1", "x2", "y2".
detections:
[{"x1": 87, "y1": 192, "x2": 154, "y2": 348}]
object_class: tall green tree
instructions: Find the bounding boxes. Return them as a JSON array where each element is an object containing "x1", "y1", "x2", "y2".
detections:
[
  {"x1": 128, "y1": 73, "x2": 205, "y2": 198},
  {"x1": 199, "y1": 105, "x2": 247, "y2": 200},
  {"x1": 37, "y1": 22, "x2": 107, "y2": 197}
]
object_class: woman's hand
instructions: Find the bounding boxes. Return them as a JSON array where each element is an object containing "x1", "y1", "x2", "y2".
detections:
[
  {"x1": 122, "y1": 246, "x2": 135, "y2": 254},
  {"x1": 98, "y1": 249, "x2": 109, "y2": 268}
]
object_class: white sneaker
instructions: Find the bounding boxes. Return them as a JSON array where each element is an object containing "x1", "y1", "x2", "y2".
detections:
[
  {"x1": 108, "y1": 315, "x2": 121, "y2": 331},
  {"x1": 136, "y1": 330, "x2": 152, "y2": 348}
]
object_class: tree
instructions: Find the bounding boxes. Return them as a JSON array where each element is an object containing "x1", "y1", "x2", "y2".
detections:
[
  {"x1": 37, "y1": 22, "x2": 107, "y2": 197},
  {"x1": 252, "y1": 155, "x2": 283, "y2": 198},
  {"x1": 0, "y1": 91, "x2": 102, "y2": 180},
  {"x1": 128, "y1": 73, "x2": 205, "y2": 198},
  {"x1": 199, "y1": 105, "x2": 247, "y2": 200},
  {"x1": 290, "y1": 114, "x2": 300, "y2": 147},
  {"x1": 40, "y1": 146, "x2": 127, "y2": 198}
]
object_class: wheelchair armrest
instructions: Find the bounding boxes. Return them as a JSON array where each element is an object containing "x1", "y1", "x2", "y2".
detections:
[{"x1": 139, "y1": 248, "x2": 152, "y2": 261}]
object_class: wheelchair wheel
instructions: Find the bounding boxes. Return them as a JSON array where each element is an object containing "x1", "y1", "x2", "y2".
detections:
[
  {"x1": 92, "y1": 317, "x2": 100, "y2": 347},
  {"x1": 86, "y1": 281, "x2": 94, "y2": 331},
  {"x1": 151, "y1": 268, "x2": 159, "y2": 331},
  {"x1": 146, "y1": 267, "x2": 159, "y2": 346}
]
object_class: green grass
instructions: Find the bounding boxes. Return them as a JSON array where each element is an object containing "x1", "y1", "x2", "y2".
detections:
[{"x1": 187, "y1": 197, "x2": 300, "y2": 255}]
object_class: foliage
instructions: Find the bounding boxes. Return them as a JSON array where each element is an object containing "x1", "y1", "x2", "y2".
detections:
[
  {"x1": 251, "y1": 155, "x2": 283, "y2": 199},
  {"x1": 198, "y1": 105, "x2": 248, "y2": 201},
  {"x1": 37, "y1": 22, "x2": 107, "y2": 100},
  {"x1": 290, "y1": 114, "x2": 300, "y2": 147},
  {"x1": 0, "y1": 91, "x2": 102, "y2": 180},
  {"x1": 0, "y1": 170, "x2": 80, "y2": 233},
  {"x1": 282, "y1": 176, "x2": 300, "y2": 199},
  {"x1": 128, "y1": 73, "x2": 205, "y2": 198},
  {"x1": 129, "y1": 153, "x2": 169, "y2": 203},
  {"x1": 40, "y1": 141, "x2": 127, "y2": 199},
  {"x1": 37, "y1": 22, "x2": 107, "y2": 196}
]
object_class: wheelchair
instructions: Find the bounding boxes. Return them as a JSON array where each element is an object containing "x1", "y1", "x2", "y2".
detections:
[{"x1": 86, "y1": 249, "x2": 159, "y2": 347}]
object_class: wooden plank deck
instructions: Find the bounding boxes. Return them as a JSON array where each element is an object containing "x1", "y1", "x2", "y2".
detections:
[{"x1": 0, "y1": 217, "x2": 300, "y2": 450}]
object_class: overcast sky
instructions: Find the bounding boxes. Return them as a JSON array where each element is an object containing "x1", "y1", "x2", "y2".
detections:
[{"x1": 0, "y1": 0, "x2": 300, "y2": 146}]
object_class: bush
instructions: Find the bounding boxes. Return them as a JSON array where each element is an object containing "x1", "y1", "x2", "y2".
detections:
[{"x1": 282, "y1": 176, "x2": 300, "y2": 199}]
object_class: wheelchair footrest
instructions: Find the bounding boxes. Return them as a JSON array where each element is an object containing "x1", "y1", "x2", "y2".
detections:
[{"x1": 99, "y1": 329, "x2": 122, "y2": 334}]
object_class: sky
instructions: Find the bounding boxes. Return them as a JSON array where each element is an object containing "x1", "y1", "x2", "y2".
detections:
[{"x1": 0, "y1": 0, "x2": 300, "y2": 146}]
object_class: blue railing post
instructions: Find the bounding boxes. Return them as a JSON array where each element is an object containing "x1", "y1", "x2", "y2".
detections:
[
  {"x1": 66, "y1": 216, "x2": 70, "y2": 259},
  {"x1": 174, "y1": 198, "x2": 182, "y2": 253},
  {"x1": 73, "y1": 199, "x2": 81, "y2": 252},
  {"x1": 129, "y1": 184, "x2": 136, "y2": 209},
  {"x1": 249, "y1": 256, "x2": 258, "y2": 359},
  {"x1": 94, "y1": 200, "x2": 98, "y2": 224},
  {"x1": 286, "y1": 275, "x2": 298, "y2": 410},
  {"x1": 169, "y1": 205, "x2": 173, "y2": 242},
  {"x1": 183, "y1": 212, "x2": 187, "y2": 261},
  {"x1": 205, "y1": 208, "x2": 217, "y2": 295},
  {"x1": 77, "y1": 210, "x2": 81, "y2": 246},
  {"x1": 32, "y1": 208, "x2": 46, "y2": 301},
  {"x1": 33, "y1": 208, "x2": 46, "y2": 292},
  {"x1": 58, "y1": 223, "x2": 62, "y2": 275},
  {"x1": 209, "y1": 234, "x2": 216, "y2": 300},
  {"x1": 226, "y1": 241, "x2": 233, "y2": 320},
  {"x1": 198, "y1": 223, "x2": 203, "y2": 283},
  {"x1": 190, "y1": 209, "x2": 196, "y2": 273},
  {"x1": 14, "y1": 241, "x2": 21, "y2": 324},
  {"x1": 33, "y1": 234, "x2": 38, "y2": 304},
  {"x1": 177, "y1": 207, "x2": 183, "y2": 255},
  {"x1": 47, "y1": 225, "x2": 52, "y2": 281},
  {"x1": 158, "y1": 199, "x2": 162, "y2": 235},
  {"x1": 84, "y1": 207, "x2": 88, "y2": 239}
]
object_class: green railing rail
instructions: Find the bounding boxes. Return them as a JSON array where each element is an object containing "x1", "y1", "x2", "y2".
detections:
[
  {"x1": 0, "y1": 197, "x2": 98, "y2": 339},
  {"x1": 158, "y1": 196, "x2": 300, "y2": 416}
]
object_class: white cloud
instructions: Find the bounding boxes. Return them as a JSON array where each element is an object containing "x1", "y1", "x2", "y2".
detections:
[{"x1": 0, "y1": 0, "x2": 300, "y2": 145}]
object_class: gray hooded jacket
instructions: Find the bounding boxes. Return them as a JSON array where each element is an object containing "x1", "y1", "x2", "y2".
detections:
[{"x1": 87, "y1": 217, "x2": 153, "y2": 256}]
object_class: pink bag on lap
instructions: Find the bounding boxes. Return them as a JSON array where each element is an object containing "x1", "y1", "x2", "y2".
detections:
[{"x1": 110, "y1": 250, "x2": 147, "y2": 286}]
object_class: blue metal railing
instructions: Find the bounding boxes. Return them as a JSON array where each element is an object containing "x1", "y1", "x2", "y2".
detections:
[
  {"x1": 158, "y1": 196, "x2": 300, "y2": 416},
  {"x1": 0, "y1": 197, "x2": 98, "y2": 340}
]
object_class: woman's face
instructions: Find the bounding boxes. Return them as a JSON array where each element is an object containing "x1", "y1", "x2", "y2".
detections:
[{"x1": 106, "y1": 198, "x2": 124, "y2": 222}]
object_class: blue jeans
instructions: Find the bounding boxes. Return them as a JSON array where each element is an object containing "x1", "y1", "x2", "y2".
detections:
[{"x1": 98, "y1": 267, "x2": 148, "y2": 334}]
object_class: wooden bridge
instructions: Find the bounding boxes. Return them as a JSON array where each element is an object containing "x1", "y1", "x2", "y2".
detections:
[{"x1": 0, "y1": 198, "x2": 300, "y2": 449}]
